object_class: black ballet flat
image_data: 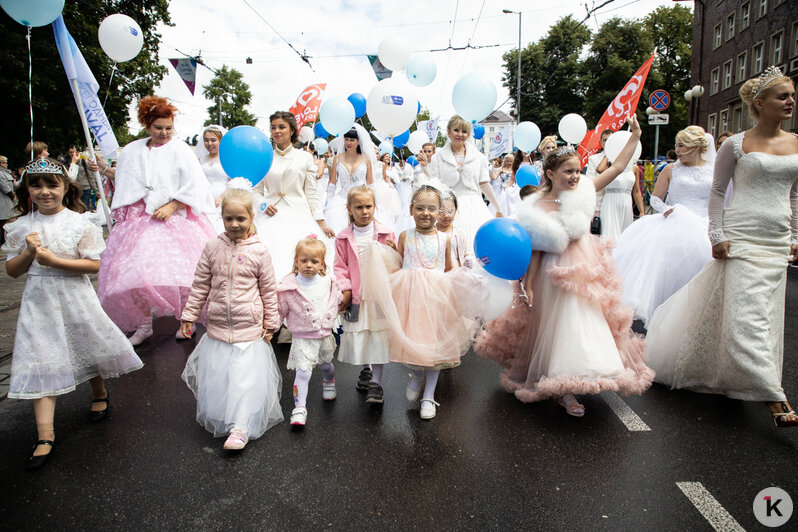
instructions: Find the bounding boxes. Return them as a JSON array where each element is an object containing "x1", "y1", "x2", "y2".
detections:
[
  {"x1": 26, "y1": 440, "x2": 54, "y2": 471},
  {"x1": 88, "y1": 395, "x2": 109, "y2": 423}
]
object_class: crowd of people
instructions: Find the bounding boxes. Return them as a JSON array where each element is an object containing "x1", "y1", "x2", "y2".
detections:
[{"x1": 2, "y1": 68, "x2": 796, "y2": 470}]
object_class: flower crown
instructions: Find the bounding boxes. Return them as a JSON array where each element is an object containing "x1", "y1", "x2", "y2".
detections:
[
  {"x1": 24, "y1": 158, "x2": 63, "y2": 176},
  {"x1": 752, "y1": 65, "x2": 784, "y2": 100}
]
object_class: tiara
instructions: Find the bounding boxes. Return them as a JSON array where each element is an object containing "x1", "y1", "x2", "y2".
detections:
[
  {"x1": 24, "y1": 158, "x2": 64, "y2": 176},
  {"x1": 553, "y1": 145, "x2": 576, "y2": 157},
  {"x1": 752, "y1": 65, "x2": 784, "y2": 99}
]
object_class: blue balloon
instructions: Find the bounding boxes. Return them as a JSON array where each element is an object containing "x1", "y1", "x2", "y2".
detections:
[
  {"x1": 319, "y1": 97, "x2": 355, "y2": 136},
  {"x1": 515, "y1": 165, "x2": 541, "y2": 188},
  {"x1": 473, "y1": 218, "x2": 532, "y2": 280},
  {"x1": 314, "y1": 122, "x2": 329, "y2": 138},
  {"x1": 417, "y1": 101, "x2": 421, "y2": 115},
  {"x1": 1, "y1": 0, "x2": 64, "y2": 27},
  {"x1": 407, "y1": 155, "x2": 419, "y2": 167},
  {"x1": 473, "y1": 124, "x2": 485, "y2": 140},
  {"x1": 452, "y1": 72, "x2": 497, "y2": 123},
  {"x1": 393, "y1": 130, "x2": 410, "y2": 149},
  {"x1": 347, "y1": 92, "x2": 367, "y2": 118},
  {"x1": 218, "y1": 126, "x2": 273, "y2": 186}
]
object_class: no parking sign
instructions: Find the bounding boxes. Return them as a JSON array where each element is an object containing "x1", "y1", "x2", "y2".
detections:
[{"x1": 650, "y1": 90, "x2": 670, "y2": 111}]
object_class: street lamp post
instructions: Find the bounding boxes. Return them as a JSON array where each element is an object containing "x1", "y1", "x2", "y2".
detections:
[
  {"x1": 217, "y1": 92, "x2": 232, "y2": 128},
  {"x1": 503, "y1": 9, "x2": 522, "y2": 121}
]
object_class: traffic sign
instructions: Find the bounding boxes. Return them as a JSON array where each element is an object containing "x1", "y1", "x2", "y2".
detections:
[
  {"x1": 648, "y1": 113, "x2": 669, "y2": 125},
  {"x1": 650, "y1": 90, "x2": 670, "y2": 111}
]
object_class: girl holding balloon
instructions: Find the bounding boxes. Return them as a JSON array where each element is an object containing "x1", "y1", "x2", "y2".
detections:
[
  {"x1": 476, "y1": 116, "x2": 654, "y2": 418},
  {"x1": 97, "y1": 96, "x2": 217, "y2": 345}
]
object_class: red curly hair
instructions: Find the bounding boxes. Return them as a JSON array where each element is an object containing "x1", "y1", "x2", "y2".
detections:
[{"x1": 137, "y1": 96, "x2": 178, "y2": 128}]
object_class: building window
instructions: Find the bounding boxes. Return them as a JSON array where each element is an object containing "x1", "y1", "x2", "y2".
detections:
[
  {"x1": 757, "y1": 0, "x2": 767, "y2": 20},
  {"x1": 793, "y1": 22, "x2": 798, "y2": 58},
  {"x1": 726, "y1": 13, "x2": 735, "y2": 40},
  {"x1": 713, "y1": 24, "x2": 722, "y2": 49},
  {"x1": 736, "y1": 52, "x2": 747, "y2": 84},
  {"x1": 753, "y1": 41, "x2": 764, "y2": 74},
  {"x1": 771, "y1": 31, "x2": 783, "y2": 65},
  {"x1": 711, "y1": 68, "x2": 720, "y2": 95},
  {"x1": 733, "y1": 104, "x2": 743, "y2": 133},
  {"x1": 723, "y1": 60, "x2": 733, "y2": 90},
  {"x1": 708, "y1": 114, "x2": 717, "y2": 138},
  {"x1": 720, "y1": 109, "x2": 729, "y2": 132},
  {"x1": 740, "y1": 2, "x2": 750, "y2": 30}
]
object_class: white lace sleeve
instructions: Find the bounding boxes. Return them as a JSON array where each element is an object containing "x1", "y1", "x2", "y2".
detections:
[
  {"x1": 707, "y1": 137, "x2": 736, "y2": 245},
  {"x1": 1, "y1": 218, "x2": 28, "y2": 260},
  {"x1": 649, "y1": 195, "x2": 669, "y2": 213},
  {"x1": 77, "y1": 218, "x2": 106, "y2": 260}
]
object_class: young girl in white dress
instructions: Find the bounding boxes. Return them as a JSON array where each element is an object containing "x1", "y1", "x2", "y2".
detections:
[
  {"x1": 181, "y1": 182, "x2": 283, "y2": 451},
  {"x1": 4, "y1": 158, "x2": 143, "y2": 470},
  {"x1": 334, "y1": 186, "x2": 396, "y2": 404},
  {"x1": 476, "y1": 117, "x2": 653, "y2": 417},
  {"x1": 278, "y1": 238, "x2": 342, "y2": 427}
]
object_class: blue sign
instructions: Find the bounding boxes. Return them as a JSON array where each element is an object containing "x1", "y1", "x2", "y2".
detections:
[{"x1": 650, "y1": 90, "x2": 670, "y2": 111}]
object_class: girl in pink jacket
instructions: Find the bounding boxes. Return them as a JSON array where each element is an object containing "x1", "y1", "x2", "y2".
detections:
[
  {"x1": 278, "y1": 237, "x2": 342, "y2": 427},
  {"x1": 181, "y1": 184, "x2": 284, "y2": 451}
]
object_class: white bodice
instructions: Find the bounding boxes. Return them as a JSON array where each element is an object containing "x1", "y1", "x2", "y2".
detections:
[
  {"x1": 336, "y1": 161, "x2": 368, "y2": 194},
  {"x1": 666, "y1": 161, "x2": 713, "y2": 217},
  {"x1": 604, "y1": 168, "x2": 636, "y2": 195},
  {"x1": 200, "y1": 155, "x2": 230, "y2": 198},
  {"x1": 402, "y1": 229, "x2": 447, "y2": 272}
]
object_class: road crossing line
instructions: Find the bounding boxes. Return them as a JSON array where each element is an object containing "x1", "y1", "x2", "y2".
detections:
[
  {"x1": 676, "y1": 482, "x2": 746, "y2": 532},
  {"x1": 600, "y1": 392, "x2": 651, "y2": 431}
]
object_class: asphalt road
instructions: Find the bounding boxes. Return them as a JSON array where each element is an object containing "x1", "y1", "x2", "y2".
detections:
[{"x1": 0, "y1": 269, "x2": 796, "y2": 531}]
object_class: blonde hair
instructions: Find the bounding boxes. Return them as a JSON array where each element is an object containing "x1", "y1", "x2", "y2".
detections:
[
  {"x1": 675, "y1": 126, "x2": 709, "y2": 154},
  {"x1": 346, "y1": 185, "x2": 375, "y2": 224},
  {"x1": 292, "y1": 238, "x2": 328, "y2": 276},
  {"x1": 540, "y1": 148, "x2": 580, "y2": 195},
  {"x1": 447, "y1": 115, "x2": 471, "y2": 135},
  {"x1": 740, "y1": 74, "x2": 794, "y2": 119},
  {"x1": 538, "y1": 136, "x2": 558, "y2": 153},
  {"x1": 220, "y1": 188, "x2": 257, "y2": 237}
]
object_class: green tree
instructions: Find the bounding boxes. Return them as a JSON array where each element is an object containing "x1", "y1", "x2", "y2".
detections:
[
  {"x1": 202, "y1": 65, "x2": 256, "y2": 128},
  {"x1": 502, "y1": 15, "x2": 592, "y2": 135},
  {"x1": 0, "y1": 0, "x2": 171, "y2": 165}
]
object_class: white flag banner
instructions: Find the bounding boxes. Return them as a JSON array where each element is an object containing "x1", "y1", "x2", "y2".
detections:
[
  {"x1": 489, "y1": 125, "x2": 511, "y2": 160},
  {"x1": 418, "y1": 116, "x2": 439, "y2": 143},
  {"x1": 52, "y1": 15, "x2": 119, "y2": 158}
]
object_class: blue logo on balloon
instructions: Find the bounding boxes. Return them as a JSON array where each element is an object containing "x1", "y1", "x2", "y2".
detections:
[
  {"x1": 473, "y1": 218, "x2": 532, "y2": 280},
  {"x1": 382, "y1": 95, "x2": 404, "y2": 106},
  {"x1": 218, "y1": 126, "x2": 273, "y2": 187},
  {"x1": 258, "y1": 201, "x2": 268, "y2": 213}
]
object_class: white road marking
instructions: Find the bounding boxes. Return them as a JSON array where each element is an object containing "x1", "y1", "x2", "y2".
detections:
[
  {"x1": 676, "y1": 482, "x2": 746, "y2": 532},
  {"x1": 600, "y1": 392, "x2": 651, "y2": 431}
]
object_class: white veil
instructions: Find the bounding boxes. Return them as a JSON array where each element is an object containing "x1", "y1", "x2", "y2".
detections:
[
  {"x1": 329, "y1": 123, "x2": 378, "y2": 166},
  {"x1": 194, "y1": 124, "x2": 228, "y2": 160},
  {"x1": 702, "y1": 133, "x2": 717, "y2": 166}
]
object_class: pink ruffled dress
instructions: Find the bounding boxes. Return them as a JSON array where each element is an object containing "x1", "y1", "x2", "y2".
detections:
[{"x1": 476, "y1": 179, "x2": 653, "y2": 402}]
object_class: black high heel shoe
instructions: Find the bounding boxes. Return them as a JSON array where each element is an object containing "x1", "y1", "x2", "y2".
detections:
[
  {"x1": 26, "y1": 440, "x2": 54, "y2": 471},
  {"x1": 88, "y1": 395, "x2": 109, "y2": 423}
]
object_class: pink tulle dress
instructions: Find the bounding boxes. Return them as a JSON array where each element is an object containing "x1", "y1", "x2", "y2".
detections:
[
  {"x1": 97, "y1": 138, "x2": 217, "y2": 332},
  {"x1": 358, "y1": 229, "x2": 487, "y2": 370},
  {"x1": 476, "y1": 179, "x2": 654, "y2": 402}
]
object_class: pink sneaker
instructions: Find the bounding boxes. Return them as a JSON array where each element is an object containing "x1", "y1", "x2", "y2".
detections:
[{"x1": 223, "y1": 429, "x2": 248, "y2": 450}]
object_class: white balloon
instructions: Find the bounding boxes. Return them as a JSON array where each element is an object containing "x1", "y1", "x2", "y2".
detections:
[
  {"x1": 473, "y1": 266, "x2": 514, "y2": 321},
  {"x1": 406, "y1": 55, "x2": 437, "y2": 87},
  {"x1": 406, "y1": 130, "x2": 429, "y2": 155},
  {"x1": 98, "y1": 14, "x2": 144, "y2": 63},
  {"x1": 558, "y1": 113, "x2": 588, "y2": 145},
  {"x1": 366, "y1": 78, "x2": 418, "y2": 137},
  {"x1": 604, "y1": 130, "x2": 643, "y2": 164},
  {"x1": 451, "y1": 72, "x2": 497, "y2": 123},
  {"x1": 298, "y1": 126, "x2": 314, "y2": 144},
  {"x1": 313, "y1": 138, "x2": 329, "y2": 155},
  {"x1": 513, "y1": 122, "x2": 542, "y2": 153},
  {"x1": 378, "y1": 36, "x2": 410, "y2": 71}
]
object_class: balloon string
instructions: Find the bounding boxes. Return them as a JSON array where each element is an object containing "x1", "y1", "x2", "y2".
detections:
[
  {"x1": 102, "y1": 62, "x2": 118, "y2": 107},
  {"x1": 27, "y1": 26, "x2": 33, "y2": 160}
]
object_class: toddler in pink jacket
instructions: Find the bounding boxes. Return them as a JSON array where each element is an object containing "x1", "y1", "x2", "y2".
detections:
[
  {"x1": 181, "y1": 184, "x2": 284, "y2": 451},
  {"x1": 278, "y1": 237, "x2": 342, "y2": 427}
]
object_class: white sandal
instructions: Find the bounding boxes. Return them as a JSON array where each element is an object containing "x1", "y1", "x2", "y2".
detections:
[{"x1": 420, "y1": 399, "x2": 439, "y2": 420}]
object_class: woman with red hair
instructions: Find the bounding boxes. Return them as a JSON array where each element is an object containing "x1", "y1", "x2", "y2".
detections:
[{"x1": 98, "y1": 96, "x2": 217, "y2": 345}]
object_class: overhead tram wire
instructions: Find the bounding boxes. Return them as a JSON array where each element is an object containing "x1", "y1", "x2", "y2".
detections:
[
  {"x1": 458, "y1": 0, "x2": 487, "y2": 77},
  {"x1": 438, "y1": 0, "x2": 460, "y2": 113},
  {"x1": 240, "y1": 0, "x2": 315, "y2": 72}
]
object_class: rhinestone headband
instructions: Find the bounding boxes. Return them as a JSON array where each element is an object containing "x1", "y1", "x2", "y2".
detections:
[
  {"x1": 24, "y1": 158, "x2": 64, "y2": 176},
  {"x1": 751, "y1": 65, "x2": 784, "y2": 99},
  {"x1": 553, "y1": 145, "x2": 576, "y2": 157}
]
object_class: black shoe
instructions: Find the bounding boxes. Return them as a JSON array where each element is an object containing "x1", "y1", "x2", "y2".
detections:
[
  {"x1": 356, "y1": 368, "x2": 373, "y2": 392},
  {"x1": 366, "y1": 383, "x2": 384, "y2": 404},
  {"x1": 88, "y1": 395, "x2": 109, "y2": 423},
  {"x1": 26, "y1": 440, "x2": 54, "y2": 471}
]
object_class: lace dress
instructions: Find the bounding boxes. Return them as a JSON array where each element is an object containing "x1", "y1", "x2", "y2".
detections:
[
  {"x1": 646, "y1": 132, "x2": 798, "y2": 401},
  {"x1": 613, "y1": 161, "x2": 713, "y2": 326},
  {"x1": 200, "y1": 155, "x2": 230, "y2": 234},
  {"x1": 3, "y1": 209, "x2": 143, "y2": 399},
  {"x1": 600, "y1": 163, "x2": 637, "y2": 239},
  {"x1": 324, "y1": 161, "x2": 368, "y2": 234}
]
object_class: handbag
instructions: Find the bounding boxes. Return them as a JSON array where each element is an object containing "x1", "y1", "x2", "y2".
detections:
[{"x1": 590, "y1": 216, "x2": 601, "y2": 235}]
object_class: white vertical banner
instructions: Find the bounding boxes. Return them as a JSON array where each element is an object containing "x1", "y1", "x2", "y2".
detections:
[
  {"x1": 417, "y1": 116, "x2": 439, "y2": 143},
  {"x1": 489, "y1": 125, "x2": 511, "y2": 160}
]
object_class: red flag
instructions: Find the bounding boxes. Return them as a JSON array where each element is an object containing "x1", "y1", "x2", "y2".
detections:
[
  {"x1": 578, "y1": 53, "x2": 655, "y2": 166},
  {"x1": 289, "y1": 83, "x2": 327, "y2": 128}
]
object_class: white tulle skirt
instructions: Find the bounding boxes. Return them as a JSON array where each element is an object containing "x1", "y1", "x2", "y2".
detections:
[
  {"x1": 182, "y1": 335, "x2": 283, "y2": 438},
  {"x1": 324, "y1": 191, "x2": 350, "y2": 234},
  {"x1": 613, "y1": 205, "x2": 712, "y2": 326},
  {"x1": 373, "y1": 180, "x2": 402, "y2": 232}
]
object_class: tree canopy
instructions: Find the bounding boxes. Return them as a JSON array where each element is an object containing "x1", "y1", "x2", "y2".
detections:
[{"x1": 202, "y1": 65, "x2": 257, "y2": 128}]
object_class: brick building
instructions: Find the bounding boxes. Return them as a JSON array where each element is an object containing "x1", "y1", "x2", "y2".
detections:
[{"x1": 690, "y1": 0, "x2": 798, "y2": 136}]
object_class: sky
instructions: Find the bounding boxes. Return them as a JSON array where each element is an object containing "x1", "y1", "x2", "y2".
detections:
[{"x1": 151, "y1": 0, "x2": 692, "y2": 137}]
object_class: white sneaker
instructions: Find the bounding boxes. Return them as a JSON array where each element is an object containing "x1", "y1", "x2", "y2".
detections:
[
  {"x1": 128, "y1": 317, "x2": 153, "y2": 346},
  {"x1": 322, "y1": 379, "x2": 337, "y2": 401},
  {"x1": 290, "y1": 407, "x2": 307, "y2": 426},
  {"x1": 406, "y1": 372, "x2": 424, "y2": 402},
  {"x1": 223, "y1": 428, "x2": 248, "y2": 450},
  {"x1": 420, "y1": 399, "x2": 439, "y2": 420}
]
